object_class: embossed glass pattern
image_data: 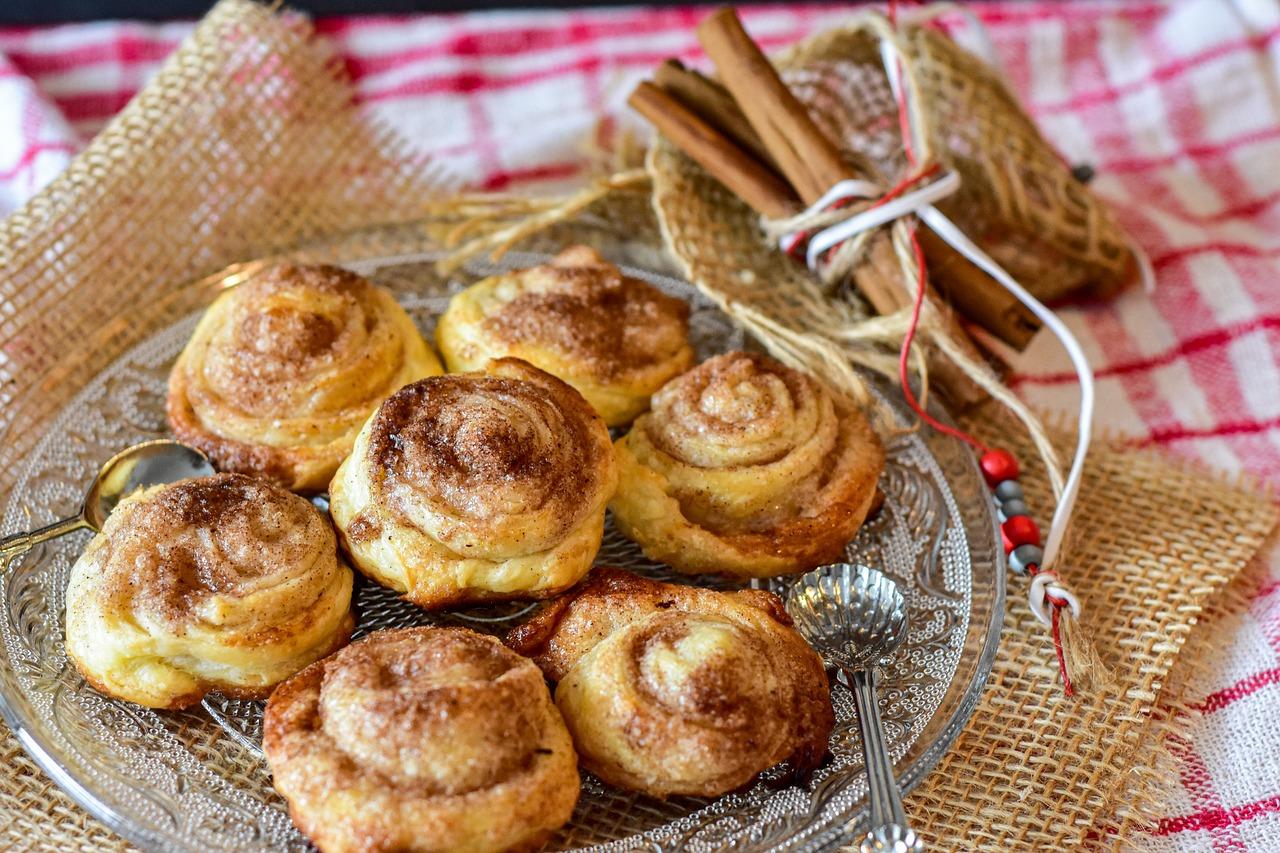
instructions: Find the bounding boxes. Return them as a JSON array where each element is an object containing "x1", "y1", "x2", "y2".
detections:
[{"x1": 0, "y1": 251, "x2": 1003, "y2": 852}]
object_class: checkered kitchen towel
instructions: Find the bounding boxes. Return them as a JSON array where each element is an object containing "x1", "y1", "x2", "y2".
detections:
[{"x1": 2, "y1": 2, "x2": 1279, "y2": 848}]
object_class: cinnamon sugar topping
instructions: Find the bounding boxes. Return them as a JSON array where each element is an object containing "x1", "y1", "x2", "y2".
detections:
[
  {"x1": 485, "y1": 253, "x2": 690, "y2": 380},
  {"x1": 98, "y1": 473, "x2": 327, "y2": 628},
  {"x1": 198, "y1": 264, "x2": 381, "y2": 412},
  {"x1": 366, "y1": 362, "x2": 610, "y2": 532},
  {"x1": 238, "y1": 307, "x2": 339, "y2": 361}
]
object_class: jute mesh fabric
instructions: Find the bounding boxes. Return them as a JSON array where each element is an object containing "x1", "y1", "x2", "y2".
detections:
[
  {"x1": 0, "y1": 2, "x2": 1273, "y2": 851},
  {"x1": 1092, "y1": 534, "x2": 1280, "y2": 845}
]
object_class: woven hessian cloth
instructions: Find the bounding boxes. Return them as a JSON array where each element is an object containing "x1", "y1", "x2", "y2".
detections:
[{"x1": 0, "y1": 3, "x2": 1274, "y2": 851}]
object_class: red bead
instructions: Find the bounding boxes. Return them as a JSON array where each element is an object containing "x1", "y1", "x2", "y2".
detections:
[
  {"x1": 1001, "y1": 515, "x2": 1041, "y2": 553},
  {"x1": 980, "y1": 449, "x2": 1020, "y2": 487}
]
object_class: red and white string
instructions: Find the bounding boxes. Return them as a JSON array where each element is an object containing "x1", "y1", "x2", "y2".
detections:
[{"x1": 782, "y1": 2, "x2": 1095, "y2": 690}]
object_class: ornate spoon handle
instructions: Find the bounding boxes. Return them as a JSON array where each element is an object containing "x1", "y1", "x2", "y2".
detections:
[
  {"x1": 0, "y1": 516, "x2": 87, "y2": 562},
  {"x1": 847, "y1": 667, "x2": 923, "y2": 853}
]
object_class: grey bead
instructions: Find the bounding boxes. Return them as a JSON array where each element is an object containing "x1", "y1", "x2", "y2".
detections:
[
  {"x1": 1009, "y1": 544, "x2": 1044, "y2": 576},
  {"x1": 994, "y1": 480, "x2": 1024, "y2": 503},
  {"x1": 998, "y1": 499, "x2": 1030, "y2": 522}
]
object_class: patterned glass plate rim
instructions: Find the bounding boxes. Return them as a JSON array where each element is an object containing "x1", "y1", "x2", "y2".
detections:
[{"x1": 0, "y1": 247, "x2": 1005, "y2": 852}]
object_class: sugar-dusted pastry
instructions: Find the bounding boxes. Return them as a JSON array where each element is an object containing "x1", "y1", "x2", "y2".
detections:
[
  {"x1": 329, "y1": 358, "x2": 618, "y2": 610},
  {"x1": 610, "y1": 351, "x2": 884, "y2": 578},
  {"x1": 265, "y1": 627, "x2": 579, "y2": 853},
  {"x1": 167, "y1": 263, "x2": 441, "y2": 493},
  {"x1": 507, "y1": 568, "x2": 833, "y2": 798},
  {"x1": 435, "y1": 245, "x2": 695, "y2": 426},
  {"x1": 65, "y1": 473, "x2": 354, "y2": 710}
]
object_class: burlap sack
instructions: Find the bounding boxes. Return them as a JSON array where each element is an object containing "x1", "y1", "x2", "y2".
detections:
[
  {"x1": 845, "y1": 17, "x2": 1137, "y2": 299},
  {"x1": 0, "y1": 3, "x2": 1272, "y2": 850}
]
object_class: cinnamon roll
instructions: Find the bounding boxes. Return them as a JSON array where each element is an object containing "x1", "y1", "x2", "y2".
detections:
[
  {"x1": 264, "y1": 627, "x2": 579, "y2": 853},
  {"x1": 507, "y1": 568, "x2": 833, "y2": 798},
  {"x1": 329, "y1": 358, "x2": 618, "y2": 609},
  {"x1": 167, "y1": 263, "x2": 441, "y2": 493},
  {"x1": 65, "y1": 473, "x2": 354, "y2": 710},
  {"x1": 610, "y1": 351, "x2": 884, "y2": 578},
  {"x1": 435, "y1": 246, "x2": 695, "y2": 426}
]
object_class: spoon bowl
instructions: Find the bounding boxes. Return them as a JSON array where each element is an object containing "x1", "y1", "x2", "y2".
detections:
[
  {"x1": 788, "y1": 562, "x2": 923, "y2": 853},
  {"x1": 788, "y1": 562, "x2": 909, "y2": 670},
  {"x1": 83, "y1": 440, "x2": 215, "y2": 530},
  {"x1": 0, "y1": 439, "x2": 214, "y2": 563}
]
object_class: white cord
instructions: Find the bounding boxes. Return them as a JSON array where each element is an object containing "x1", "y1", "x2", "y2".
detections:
[
  {"x1": 916, "y1": 205, "x2": 1093, "y2": 571},
  {"x1": 1028, "y1": 571, "x2": 1082, "y2": 628},
  {"x1": 880, "y1": 24, "x2": 1091, "y2": 575},
  {"x1": 805, "y1": 177, "x2": 884, "y2": 213},
  {"x1": 803, "y1": 173, "x2": 960, "y2": 268},
  {"x1": 1130, "y1": 232, "x2": 1157, "y2": 294},
  {"x1": 790, "y1": 181, "x2": 1094, "y2": 575}
]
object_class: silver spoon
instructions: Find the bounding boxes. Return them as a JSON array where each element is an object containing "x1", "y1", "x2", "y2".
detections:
[
  {"x1": 0, "y1": 439, "x2": 214, "y2": 563},
  {"x1": 787, "y1": 562, "x2": 923, "y2": 853}
]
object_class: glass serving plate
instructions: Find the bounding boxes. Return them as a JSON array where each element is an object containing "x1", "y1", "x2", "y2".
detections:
[{"x1": 0, "y1": 248, "x2": 1004, "y2": 852}]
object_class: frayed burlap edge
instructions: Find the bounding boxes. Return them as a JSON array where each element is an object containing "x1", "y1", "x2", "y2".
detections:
[
  {"x1": 0, "y1": 0, "x2": 447, "y2": 475},
  {"x1": 1094, "y1": 532, "x2": 1280, "y2": 850},
  {"x1": 900, "y1": 406, "x2": 1276, "y2": 851}
]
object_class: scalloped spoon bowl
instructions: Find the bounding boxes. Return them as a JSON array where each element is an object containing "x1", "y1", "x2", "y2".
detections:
[{"x1": 788, "y1": 562, "x2": 923, "y2": 853}]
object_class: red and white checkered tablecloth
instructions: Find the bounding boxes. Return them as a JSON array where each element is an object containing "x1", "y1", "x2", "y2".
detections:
[{"x1": 2, "y1": 1, "x2": 1279, "y2": 848}]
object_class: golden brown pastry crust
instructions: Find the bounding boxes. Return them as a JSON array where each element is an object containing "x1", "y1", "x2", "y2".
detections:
[
  {"x1": 507, "y1": 568, "x2": 833, "y2": 798},
  {"x1": 264, "y1": 627, "x2": 579, "y2": 853},
  {"x1": 329, "y1": 358, "x2": 618, "y2": 610},
  {"x1": 65, "y1": 473, "x2": 354, "y2": 710},
  {"x1": 609, "y1": 351, "x2": 884, "y2": 577},
  {"x1": 167, "y1": 263, "x2": 441, "y2": 493},
  {"x1": 436, "y1": 246, "x2": 694, "y2": 426}
]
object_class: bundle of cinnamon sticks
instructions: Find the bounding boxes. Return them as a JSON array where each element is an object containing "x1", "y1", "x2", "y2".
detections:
[{"x1": 629, "y1": 7, "x2": 1041, "y2": 405}]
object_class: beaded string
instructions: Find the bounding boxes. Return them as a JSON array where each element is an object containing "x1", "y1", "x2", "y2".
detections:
[
  {"x1": 778, "y1": 0, "x2": 1094, "y2": 694},
  {"x1": 899, "y1": 218, "x2": 1083, "y2": 694},
  {"x1": 889, "y1": 5, "x2": 1088, "y2": 694}
]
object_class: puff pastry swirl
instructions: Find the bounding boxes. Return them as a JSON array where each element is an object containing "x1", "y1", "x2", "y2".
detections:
[
  {"x1": 65, "y1": 473, "x2": 354, "y2": 709},
  {"x1": 264, "y1": 627, "x2": 579, "y2": 853},
  {"x1": 610, "y1": 351, "x2": 884, "y2": 577},
  {"x1": 330, "y1": 358, "x2": 618, "y2": 609},
  {"x1": 436, "y1": 246, "x2": 694, "y2": 426},
  {"x1": 167, "y1": 263, "x2": 441, "y2": 493},
  {"x1": 507, "y1": 568, "x2": 833, "y2": 798}
]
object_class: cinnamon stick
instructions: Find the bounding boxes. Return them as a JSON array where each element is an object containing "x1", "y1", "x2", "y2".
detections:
[
  {"x1": 917, "y1": 229, "x2": 1040, "y2": 350},
  {"x1": 694, "y1": 10, "x2": 985, "y2": 404},
  {"x1": 629, "y1": 98, "x2": 985, "y2": 403},
  {"x1": 697, "y1": 8, "x2": 919, "y2": 322},
  {"x1": 653, "y1": 59, "x2": 779, "y2": 172},
  {"x1": 627, "y1": 81, "x2": 798, "y2": 219},
  {"x1": 697, "y1": 7, "x2": 851, "y2": 206}
]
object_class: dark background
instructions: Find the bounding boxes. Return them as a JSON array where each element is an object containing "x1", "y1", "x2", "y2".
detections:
[{"x1": 3, "y1": 0, "x2": 664, "y2": 25}]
